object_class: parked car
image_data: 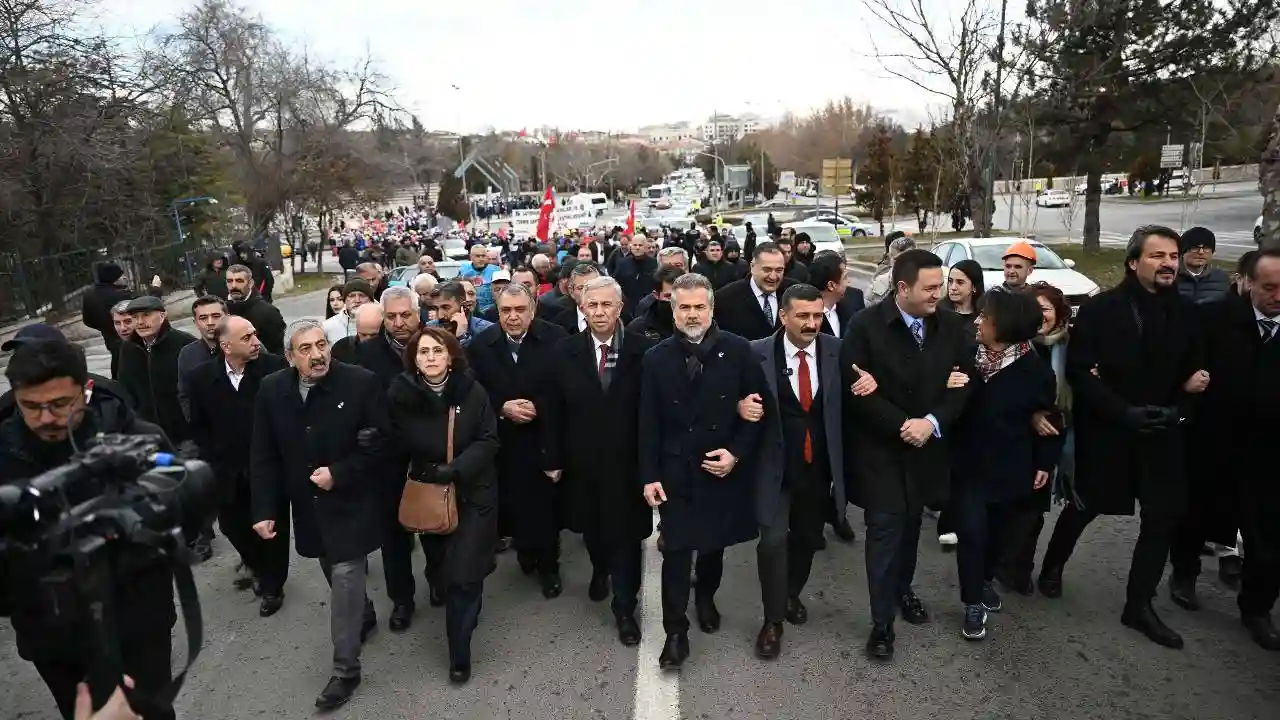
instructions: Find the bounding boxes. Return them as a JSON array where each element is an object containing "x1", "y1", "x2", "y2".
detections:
[
  {"x1": 781, "y1": 221, "x2": 843, "y2": 257},
  {"x1": 386, "y1": 261, "x2": 463, "y2": 288},
  {"x1": 797, "y1": 209, "x2": 878, "y2": 237},
  {"x1": 931, "y1": 237, "x2": 1100, "y2": 316},
  {"x1": 1256, "y1": 215, "x2": 1263, "y2": 245},
  {"x1": 1036, "y1": 189, "x2": 1071, "y2": 208}
]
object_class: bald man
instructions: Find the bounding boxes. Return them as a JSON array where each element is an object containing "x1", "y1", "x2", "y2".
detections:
[
  {"x1": 413, "y1": 273, "x2": 439, "y2": 324},
  {"x1": 332, "y1": 303, "x2": 385, "y2": 364},
  {"x1": 186, "y1": 314, "x2": 290, "y2": 612}
]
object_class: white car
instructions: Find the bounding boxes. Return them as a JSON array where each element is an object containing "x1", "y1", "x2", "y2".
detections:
[
  {"x1": 1036, "y1": 190, "x2": 1071, "y2": 208},
  {"x1": 1255, "y1": 215, "x2": 1263, "y2": 245},
  {"x1": 931, "y1": 237, "x2": 1100, "y2": 316},
  {"x1": 441, "y1": 237, "x2": 469, "y2": 260},
  {"x1": 781, "y1": 221, "x2": 843, "y2": 257},
  {"x1": 1073, "y1": 182, "x2": 1088, "y2": 195},
  {"x1": 800, "y1": 209, "x2": 878, "y2": 237}
]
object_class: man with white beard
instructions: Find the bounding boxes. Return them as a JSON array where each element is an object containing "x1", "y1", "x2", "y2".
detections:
[{"x1": 638, "y1": 273, "x2": 768, "y2": 669}]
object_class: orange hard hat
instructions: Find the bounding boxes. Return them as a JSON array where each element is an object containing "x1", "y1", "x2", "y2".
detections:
[{"x1": 1003, "y1": 241, "x2": 1037, "y2": 264}]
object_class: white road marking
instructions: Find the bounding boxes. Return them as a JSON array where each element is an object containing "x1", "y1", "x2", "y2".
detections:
[{"x1": 633, "y1": 512, "x2": 678, "y2": 720}]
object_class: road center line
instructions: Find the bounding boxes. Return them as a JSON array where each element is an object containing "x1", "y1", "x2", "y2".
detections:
[{"x1": 633, "y1": 512, "x2": 678, "y2": 720}]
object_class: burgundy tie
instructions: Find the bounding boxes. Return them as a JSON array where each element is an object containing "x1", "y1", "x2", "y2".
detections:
[{"x1": 797, "y1": 350, "x2": 812, "y2": 463}]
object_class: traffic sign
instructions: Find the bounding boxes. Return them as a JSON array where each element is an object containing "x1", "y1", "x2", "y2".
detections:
[
  {"x1": 821, "y1": 158, "x2": 854, "y2": 195},
  {"x1": 1160, "y1": 144, "x2": 1185, "y2": 169}
]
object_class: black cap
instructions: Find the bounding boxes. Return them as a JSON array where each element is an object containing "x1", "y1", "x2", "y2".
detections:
[
  {"x1": 2, "y1": 323, "x2": 67, "y2": 351},
  {"x1": 1180, "y1": 226, "x2": 1216, "y2": 253},
  {"x1": 125, "y1": 295, "x2": 165, "y2": 313}
]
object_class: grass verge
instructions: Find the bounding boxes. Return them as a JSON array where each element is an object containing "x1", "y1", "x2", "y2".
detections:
[{"x1": 290, "y1": 272, "x2": 344, "y2": 295}]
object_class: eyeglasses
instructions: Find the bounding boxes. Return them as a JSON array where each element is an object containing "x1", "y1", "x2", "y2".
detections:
[{"x1": 18, "y1": 396, "x2": 79, "y2": 417}]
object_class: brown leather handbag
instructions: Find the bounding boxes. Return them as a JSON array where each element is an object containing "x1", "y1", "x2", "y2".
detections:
[{"x1": 398, "y1": 407, "x2": 458, "y2": 534}]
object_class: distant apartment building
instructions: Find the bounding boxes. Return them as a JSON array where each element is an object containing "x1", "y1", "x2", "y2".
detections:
[
  {"x1": 700, "y1": 114, "x2": 762, "y2": 143},
  {"x1": 641, "y1": 122, "x2": 698, "y2": 144}
]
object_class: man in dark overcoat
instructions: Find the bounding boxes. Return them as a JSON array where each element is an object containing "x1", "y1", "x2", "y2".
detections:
[
  {"x1": 468, "y1": 282, "x2": 570, "y2": 597},
  {"x1": 1038, "y1": 226, "x2": 1206, "y2": 651},
  {"x1": 639, "y1": 272, "x2": 767, "y2": 669},
  {"x1": 250, "y1": 319, "x2": 391, "y2": 711},
  {"x1": 839, "y1": 249, "x2": 974, "y2": 661},
  {"x1": 743, "y1": 283, "x2": 856, "y2": 660},
  {"x1": 542, "y1": 276, "x2": 655, "y2": 648}
]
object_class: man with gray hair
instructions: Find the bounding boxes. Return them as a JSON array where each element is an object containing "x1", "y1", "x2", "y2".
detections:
[
  {"x1": 541, "y1": 276, "x2": 656, "y2": 645},
  {"x1": 638, "y1": 272, "x2": 768, "y2": 668},
  {"x1": 109, "y1": 299, "x2": 134, "y2": 379},
  {"x1": 251, "y1": 318, "x2": 390, "y2": 710}
]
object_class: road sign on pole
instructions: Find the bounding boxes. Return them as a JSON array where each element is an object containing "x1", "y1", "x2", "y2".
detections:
[
  {"x1": 1160, "y1": 144, "x2": 1185, "y2": 169},
  {"x1": 821, "y1": 158, "x2": 854, "y2": 196}
]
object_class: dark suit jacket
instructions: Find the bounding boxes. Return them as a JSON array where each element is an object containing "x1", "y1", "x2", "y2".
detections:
[
  {"x1": 713, "y1": 277, "x2": 797, "y2": 341},
  {"x1": 749, "y1": 332, "x2": 845, "y2": 528},
  {"x1": 187, "y1": 352, "x2": 288, "y2": 497},
  {"x1": 821, "y1": 289, "x2": 866, "y2": 338},
  {"x1": 840, "y1": 300, "x2": 974, "y2": 513}
]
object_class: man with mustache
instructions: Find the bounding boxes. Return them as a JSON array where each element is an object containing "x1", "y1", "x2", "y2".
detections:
[
  {"x1": 638, "y1": 272, "x2": 767, "y2": 669},
  {"x1": 1037, "y1": 225, "x2": 1209, "y2": 650},
  {"x1": 226, "y1": 264, "x2": 286, "y2": 354}
]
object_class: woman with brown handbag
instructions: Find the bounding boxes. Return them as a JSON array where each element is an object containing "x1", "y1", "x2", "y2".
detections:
[{"x1": 387, "y1": 326, "x2": 500, "y2": 684}]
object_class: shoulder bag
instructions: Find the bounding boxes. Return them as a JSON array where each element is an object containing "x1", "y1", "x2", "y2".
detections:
[{"x1": 398, "y1": 407, "x2": 459, "y2": 534}]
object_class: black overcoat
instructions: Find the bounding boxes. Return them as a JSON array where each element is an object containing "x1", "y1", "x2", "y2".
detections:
[
  {"x1": 541, "y1": 327, "x2": 655, "y2": 547},
  {"x1": 638, "y1": 329, "x2": 766, "y2": 551},
  {"x1": 466, "y1": 318, "x2": 569, "y2": 544},
  {"x1": 1066, "y1": 280, "x2": 1198, "y2": 516},
  {"x1": 839, "y1": 300, "x2": 974, "y2": 513},
  {"x1": 712, "y1": 277, "x2": 797, "y2": 341},
  {"x1": 250, "y1": 362, "x2": 391, "y2": 562},
  {"x1": 387, "y1": 370, "x2": 501, "y2": 586},
  {"x1": 117, "y1": 323, "x2": 197, "y2": 443}
]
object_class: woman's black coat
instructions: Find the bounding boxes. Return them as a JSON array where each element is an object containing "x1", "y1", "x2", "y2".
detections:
[
  {"x1": 250, "y1": 362, "x2": 390, "y2": 563},
  {"x1": 541, "y1": 328, "x2": 655, "y2": 548},
  {"x1": 387, "y1": 370, "x2": 501, "y2": 586},
  {"x1": 952, "y1": 351, "x2": 1063, "y2": 506}
]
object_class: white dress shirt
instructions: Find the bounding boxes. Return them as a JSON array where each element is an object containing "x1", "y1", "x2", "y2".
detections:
[
  {"x1": 782, "y1": 335, "x2": 819, "y2": 401},
  {"x1": 225, "y1": 360, "x2": 246, "y2": 391},
  {"x1": 823, "y1": 304, "x2": 841, "y2": 338},
  {"x1": 751, "y1": 277, "x2": 776, "y2": 325},
  {"x1": 577, "y1": 308, "x2": 588, "y2": 332},
  {"x1": 1256, "y1": 305, "x2": 1280, "y2": 339}
]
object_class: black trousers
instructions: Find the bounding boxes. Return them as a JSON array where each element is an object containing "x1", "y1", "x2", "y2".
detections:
[
  {"x1": 1170, "y1": 501, "x2": 1239, "y2": 581},
  {"x1": 758, "y1": 465, "x2": 829, "y2": 622},
  {"x1": 446, "y1": 581, "x2": 485, "y2": 665},
  {"x1": 1238, "y1": 490, "x2": 1279, "y2": 618},
  {"x1": 34, "y1": 631, "x2": 175, "y2": 720},
  {"x1": 863, "y1": 509, "x2": 923, "y2": 627},
  {"x1": 585, "y1": 535, "x2": 643, "y2": 618},
  {"x1": 954, "y1": 488, "x2": 1012, "y2": 605},
  {"x1": 997, "y1": 506, "x2": 1045, "y2": 583},
  {"x1": 661, "y1": 549, "x2": 724, "y2": 633},
  {"x1": 219, "y1": 485, "x2": 290, "y2": 595},
  {"x1": 1043, "y1": 501, "x2": 1177, "y2": 607}
]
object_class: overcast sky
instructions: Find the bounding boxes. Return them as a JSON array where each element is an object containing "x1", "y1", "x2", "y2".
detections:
[{"x1": 97, "y1": 0, "x2": 949, "y2": 132}]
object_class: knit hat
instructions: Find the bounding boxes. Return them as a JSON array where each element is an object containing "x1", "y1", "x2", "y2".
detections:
[
  {"x1": 342, "y1": 278, "x2": 375, "y2": 300},
  {"x1": 1180, "y1": 226, "x2": 1216, "y2": 252},
  {"x1": 96, "y1": 262, "x2": 125, "y2": 284}
]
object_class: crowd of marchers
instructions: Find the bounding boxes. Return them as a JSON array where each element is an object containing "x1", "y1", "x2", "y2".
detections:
[{"x1": 0, "y1": 219, "x2": 1277, "y2": 718}]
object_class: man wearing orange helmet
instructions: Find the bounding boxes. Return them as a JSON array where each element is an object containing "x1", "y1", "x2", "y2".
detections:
[{"x1": 994, "y1": 242, "x2": 1037, "y2": 293}]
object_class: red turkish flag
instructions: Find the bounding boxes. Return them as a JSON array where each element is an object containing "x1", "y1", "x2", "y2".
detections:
[
  {"x1": 625, "y1": 200, "x2": 636, "y2": 236},
  {"x1": 535, "y1": 185, "x2": 554, "y2": 242}
]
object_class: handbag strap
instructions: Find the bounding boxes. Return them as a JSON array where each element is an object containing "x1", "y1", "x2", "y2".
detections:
[{"x1": 446, "y1": 406, "x2": 456, "y2": 463}]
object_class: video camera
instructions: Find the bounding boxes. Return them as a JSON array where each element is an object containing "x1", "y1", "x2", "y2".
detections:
[{"x1": 0, "y1": 433, "x2": 218, "y2": 711}]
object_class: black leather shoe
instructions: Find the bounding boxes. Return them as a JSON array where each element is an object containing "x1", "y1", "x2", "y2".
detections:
[
  {"x1": 428, "y1": 584, "x2": 446, "y2": 607},
  {"x1": 589, "y1": 573, "x2": 611, "y2": 602},
  {"x1": 449, "y1": 662, "x2": 471, "y2": 684},
  {"x1": 695, "y1": 598, "x2": 721, "y2": 633},
  {"x1": 616, "y1": 615, "x2": 641, "y2": 647},
  {"x1": 832, "y1": 516, "x2": 857, "y2": 543},
  {"x1": 1169, "y1": 576, "x2": 1200, "y2": 611},
  {"x1": 1121, "y1": 603, "x2": 1184, "y2": 649},
  {"x1": 389, "y1": 603, "x2": 414, "y2": 632},
  {"x1": 899, "y1": 591, "x2": 930, "y2": 625},
  {"x1": 360, "y1": 613, "x2": 378, "y2": 643},
  {"x1": 1038, "y1": 564, "x2": 1064, "y2": 599},
  {"x1": 1219, "y1": 555, "x2": 1243, "y2": 589},
  {"x1": 1242, "y1": 614, "x2": 1280, "y2": 651},
  {"x1": 259, "y1": 593, "x2": 283, "y2": 617},
  {"x1": 540, "y1": 571, "x2": 563, "y2": 599},
  {"x1": 658, "y1": 632, "x2": 690, "y2": 669},
  {"x1": 866, "y1": 624, "x2": 895, "y2": 660},
  {"x1": 785, "y1": 596, "x2": 808, "y2": 625},
  {"x1": 314, "y1": 675, "x2": 360, "y2": 710},
  {"x1": 755, "y1": 621, "x2": 783, "y2": 659}
]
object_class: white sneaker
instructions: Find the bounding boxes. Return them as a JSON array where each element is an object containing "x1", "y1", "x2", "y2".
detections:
[{"x1": 939, "y1": 533, "x2": 958, "y2": 546}]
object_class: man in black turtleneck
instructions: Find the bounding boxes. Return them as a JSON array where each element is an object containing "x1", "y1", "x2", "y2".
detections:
[
  {"x1": 227, "y1": 264, "x2": 286, "y2": 354},
  {"x1": 1037, "y1": 225, "x2": 1207, "y2": 650}
]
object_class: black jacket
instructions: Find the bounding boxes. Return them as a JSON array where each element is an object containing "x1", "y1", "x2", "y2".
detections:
[
  {"x1": 187, "y1": 352, "x2": 289, "y2": 497},
  {"x1": 117, "y1": 323, "x2": 198, "y2": 443},
  {"x1": 354, "y1": 330, "x2": 408, "y2": 390},
  {"x1": 820, "y1": 289, "x2": 867, "y2": 339},
  {"x1": 840, "y1": 301, "x2": 975, "y2": 513},
  {"x1": 232, "y1": 251, "x2": 274, "y2": 302},
  {"x1": 387, "y1": 371, "x2": 500, "y2": 585},
  {"x1": 713, "y1": 277, "x2": 797, "y2": 341},
  {"x1": 250, "y1": 362, "x2": 391, "y2": 562},
  {"x1": 626, "y1": 297, "x2": 675, "y2": 342},
  {"x1": 613, "y1": 254, "x2": 659, "y2": 309},
  {"x1": 0, "y1": 389, "x2": 175, "y2": 661},
  {"x1": 228, "y1": 294, "x2": 286, "y2": 355},
  {"x1": 692, "y1": 259, "x2": 740, "y2": 290},
  {"x1": 1175, "y1": 266, "x2": 1232, "y2": 305},
  {"x1": 81, "y1": 282, "x2": 132, "y2": 352}
]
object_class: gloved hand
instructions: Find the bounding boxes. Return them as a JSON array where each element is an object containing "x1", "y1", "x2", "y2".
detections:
[
  {"x1": 1121, "y1": 405, "x2": 1152, "y2": 431},
  {"x1": 1140, "y1": 405, "x2": 1180, "y2": 432},
  {"x1": 434, "y1": 463, "x2": 459, "y2": 485}
]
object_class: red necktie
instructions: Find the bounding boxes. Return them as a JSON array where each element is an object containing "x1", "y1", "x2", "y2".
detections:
[{"x1": 797, "y1": 349, "x2": 812, "y2": 463}]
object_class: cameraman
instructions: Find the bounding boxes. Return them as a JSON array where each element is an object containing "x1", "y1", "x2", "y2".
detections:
[{"x1": 0, "y1": 339, "x2": 178, "y2": 720}]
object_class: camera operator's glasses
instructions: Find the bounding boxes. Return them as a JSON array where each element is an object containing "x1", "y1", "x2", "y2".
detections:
[{"x1": 18, "y1": 396, "x2": 79, "y2": 417}]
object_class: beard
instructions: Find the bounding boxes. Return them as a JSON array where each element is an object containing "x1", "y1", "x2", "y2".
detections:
[{"x1": 679, "y1": 322, "x2": 708, "y2": 342}]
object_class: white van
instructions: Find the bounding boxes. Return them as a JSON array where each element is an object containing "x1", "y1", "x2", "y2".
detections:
[{"x1": 582, "y1": 192, "x2": 610, "y2": 216}]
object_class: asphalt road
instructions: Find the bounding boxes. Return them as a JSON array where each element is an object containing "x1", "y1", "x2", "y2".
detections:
[
  {"x1": 2, "y1": 283, "x2": 1277, "y2": 720},
  {"x1": 999, "y1": 182, "x2": 1261, "y2": 261}
]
